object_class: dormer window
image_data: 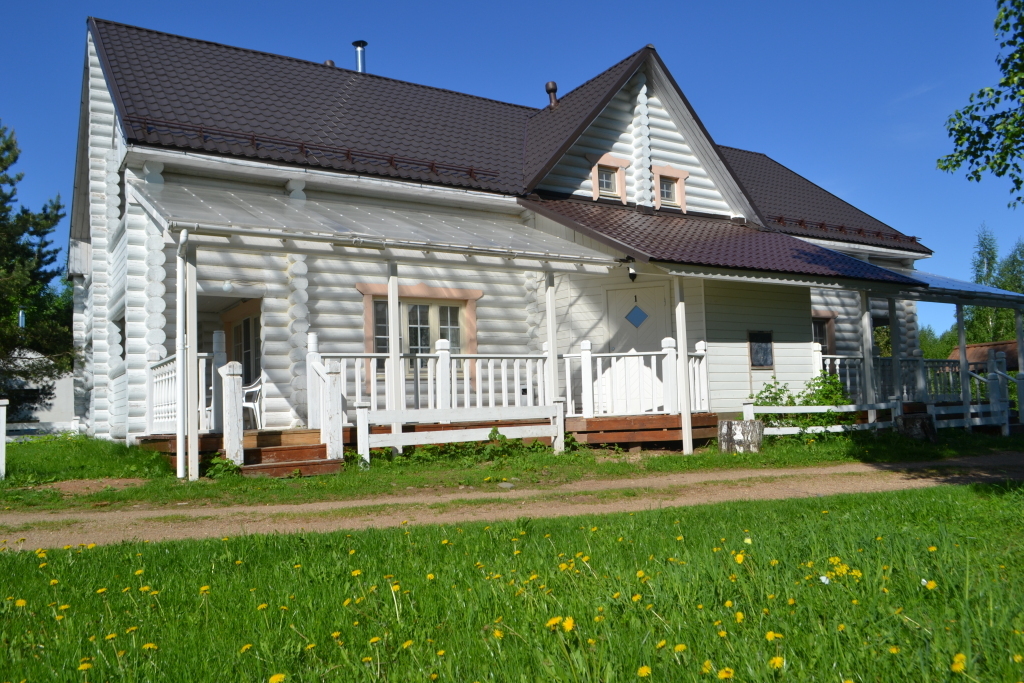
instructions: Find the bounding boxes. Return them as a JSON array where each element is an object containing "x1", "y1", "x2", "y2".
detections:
[
  {"x1": 585, "y1": 153, "x2": 630, "y2": 205},
  {"x1": 652, "y1": 165, "x2": 690, "y2": 211},
  {"x1": 598, "y1": 167, "x2": 618, "y2": 196},
  {"x1": 659, "y1": 177, "x2": 677, "y2": 206}
]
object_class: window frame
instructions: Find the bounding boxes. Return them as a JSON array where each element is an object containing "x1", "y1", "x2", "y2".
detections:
[
  {"x1": 659, "y1": 177, "x2": 678, "y2": 206},
  {"x1": 585, "y1": 153, "x2": 630, "y2": 204},
  {"x1": 748, "y1": 330, "x2": 775, "y2": 370},
  {"x1": 810, "y1": 310, "x2": 838, "y2": 356},
  {"x1": 356, "y1": 282, "x2": 482, "y2": 358},
  {"x1": 652, "y1": 165, "x2": 689, "y2": 211}
]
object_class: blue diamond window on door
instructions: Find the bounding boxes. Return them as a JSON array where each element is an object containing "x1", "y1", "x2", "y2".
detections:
[{"x1": 625, "y1": 305, "x2": 649, "y2": 328}]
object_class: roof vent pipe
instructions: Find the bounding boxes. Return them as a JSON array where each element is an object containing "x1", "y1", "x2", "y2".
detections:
[
  {"x1": 323, "y1": 59, "x2": 335, "y2": 67},
  {"x1": 545, "y1": 81, "x2": 558, "y2": 108},
  {"x1": 353, "y1": 40, "x2": 367, "y2": 72}
]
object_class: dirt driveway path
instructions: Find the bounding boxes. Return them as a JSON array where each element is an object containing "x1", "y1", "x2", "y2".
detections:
[{"x1": 2, "y1": 454, "x2": 1021, "y2": 549}]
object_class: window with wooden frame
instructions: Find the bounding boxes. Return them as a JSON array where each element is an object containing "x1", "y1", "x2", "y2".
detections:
[
  {"x1": 810, "y1": 310, "x2": 837, "y2": 355},
  {"x1": 585, "y1": 153, "x2": 630, "y2": 204},
  {"x1": 748, "y1": 331, "x2": 774, "y2": 369},
  {"x1": 652, "y1": 165, "x2": 689, "y2": 211},
  {"x1": 372, "y1": 300, "x2": 465, "y2": 357},
  {"x1": 221, "y1": 298, "x2": 263, "y2": 386}
]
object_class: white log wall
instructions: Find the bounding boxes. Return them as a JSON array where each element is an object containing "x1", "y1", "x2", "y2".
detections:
[
  {"x1": 536, "y1": 67, "x2": 732, "y2": 217},
  {"x1": 809, "y1": 288, "x2": 920, "y2": 357}
]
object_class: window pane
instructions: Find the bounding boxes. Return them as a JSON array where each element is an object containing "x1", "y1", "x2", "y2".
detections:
[
  {"x1": 660, "y1": 178, "x2": 676, "y2": 204},
  {"x1": 373, "y1": 301, "x2": 389, "y2": 353},
  {"x1": 242, "y1": 317, "x2": 253, "y2": 384},
  {"x1": 749, "y1": 331, "x2": 773, "y2": 368},
  {"x1": 439, "y1": 305, "x2": 461, "y2": 353},
  {"x1": 812, "y1": 319, "x2": 827, "y2": 349},
  {"x1": 408, "y1": 304, "x2": 431, "y2": 355},
  {"x1": 598, "y1": 168, "x2": 617, "y2": 194}
]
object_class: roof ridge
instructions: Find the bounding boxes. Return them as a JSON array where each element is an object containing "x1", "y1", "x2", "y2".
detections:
[
  {"x1": 89, "y1": 17, "x2": 541, "y2": 113},
  {"x1": 525, "y1": 46, "x2": 648, "y2": 121}
]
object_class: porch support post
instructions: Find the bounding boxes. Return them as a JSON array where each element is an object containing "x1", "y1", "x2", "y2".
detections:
[
  {"x1": 174, "y1": 229, "x2": 188, "y2": 479},
  {"x1": 859, "y1": 291, "x2": 876, "y2": 421},
  {"x1": 956, "y1": 303, "x2": 971, "y2": 431},
  {"x1": 674, "y1": 277, "x2": 693, "y2": 454},
  {"x1": 545, "y1": 272, "x2": 558, "y2": 405},
  {"x1": 211, "y1": 330, "x2": 226, "y2": 433},
  {"x1": 887, "y1": 297, "x2": 903, "y2": 401},
  {"x1": 218, "y1": 361, "x2": 243, "y2": 465},
  {"x1": 186, "y1": 243, "x2": 200, "y2": 480},
  {"x1": 387, "y1": 262, "x2": 402, "y2": 444}
]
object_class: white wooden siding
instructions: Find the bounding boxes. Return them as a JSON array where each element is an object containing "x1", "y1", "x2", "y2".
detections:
[{"x1": 702, "y1": 280, "x2": 814, "y2": 413}]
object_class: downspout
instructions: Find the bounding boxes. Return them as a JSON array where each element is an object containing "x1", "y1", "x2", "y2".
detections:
[{"x1": 175, "y1": 229, "x2": 189, "y2": 479}]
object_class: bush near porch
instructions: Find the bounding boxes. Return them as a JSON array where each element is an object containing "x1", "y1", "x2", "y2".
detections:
[
  {"x1": 3, "y1": 485, "x2": 1023, "y2": 681},
  {"x1": 3, "y1": 429, "x2": 1024, "y2": 512}
]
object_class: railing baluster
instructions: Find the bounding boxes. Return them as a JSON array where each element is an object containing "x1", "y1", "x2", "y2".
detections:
[
  {"x1": 487, "y1": 359, "x2": 495, "y2": 407},
  {"x1": 501, "y1": 359, "x2": 508, "y2": 407}
]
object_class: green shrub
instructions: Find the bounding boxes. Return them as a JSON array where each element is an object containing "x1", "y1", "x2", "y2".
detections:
[{"x1": 751, "y1": 373, "x2": 856, "y2": 430}]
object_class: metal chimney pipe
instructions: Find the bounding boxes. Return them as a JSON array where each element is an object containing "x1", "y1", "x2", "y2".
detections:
[{"x1": 352, "y1": 40, "x2": 367, "y2": 72}]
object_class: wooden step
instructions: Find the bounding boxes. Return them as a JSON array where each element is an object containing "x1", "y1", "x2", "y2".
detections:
[
  {"x1": 245, "y1": 429, "x2": 321, "y2": 448},
  {"x1": 244, "y1": 443, "x2": 327, "y2": 465},
  {"x1": 241, "y1": 458, "x2": 342, "y2": 478}
]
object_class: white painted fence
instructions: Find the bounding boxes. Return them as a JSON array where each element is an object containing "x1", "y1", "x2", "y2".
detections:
[
  {"x1": 743, "y1": 400, "x2": 902, "y2": 435},
  {"x1": 0, "y1": 399, "x2": 7, "y2": 480},
  {"x1": 562, "y1": 338, "x2": 678, "y2": 418},
  {"x1": 688, "y1": 341, "x2": 710, "y2": 413},
  {"x1": 147, "y1": 355, "x2": 178, "y2": 435},
  {"x1": 356, "y1": 404, "x2": 564, "y2": 467}
]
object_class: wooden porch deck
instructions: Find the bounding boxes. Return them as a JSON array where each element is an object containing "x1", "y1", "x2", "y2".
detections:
[{"x1": 139, "y1": 412, "x2": 720, "y2": 477}]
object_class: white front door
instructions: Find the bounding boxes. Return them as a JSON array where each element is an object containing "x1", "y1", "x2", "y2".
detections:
[{"x1": 606, "y1": 285, "x2": 670, "y2": 353}]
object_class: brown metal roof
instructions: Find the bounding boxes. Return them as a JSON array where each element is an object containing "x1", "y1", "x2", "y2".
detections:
[
  {"x1": 948, "y1": 340, "x2": 1019, "y2": 370},
  {"x1": 718, "y1": 146, "x2": 931, "y2": 254},
  {"x1": 521, "y1": 196, "x2": 924, "y2": 286}
]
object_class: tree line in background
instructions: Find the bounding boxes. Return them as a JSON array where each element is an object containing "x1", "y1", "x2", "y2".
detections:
[
  {"x1": 0, "y1": 121, "x2": 74, "y2": 420},
  {"x1": 917, "y1": 226, "x2": 1024, "y2": 359}
]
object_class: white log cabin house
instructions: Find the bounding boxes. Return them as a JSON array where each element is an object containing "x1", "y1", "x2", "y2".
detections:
[{"x1": 68, "y1": 19, "x2": 1024, "y2": 477}]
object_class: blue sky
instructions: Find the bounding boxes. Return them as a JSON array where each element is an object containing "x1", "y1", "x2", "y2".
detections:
[{"x1": 3, "y1": 0, "x2": 1019, "y2": 332}]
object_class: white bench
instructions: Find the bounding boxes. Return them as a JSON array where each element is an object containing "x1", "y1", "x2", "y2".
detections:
[{"x1": 355, "y1": 403, "x2": 564, "y2": 466}]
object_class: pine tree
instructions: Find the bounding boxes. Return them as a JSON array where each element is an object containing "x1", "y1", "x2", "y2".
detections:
[
  {"x1": 964, "y1": 225, "x2": 1001, "y2": 342},
  {"x1": 0, "y1": 121, "x2": 74, "y2": 419}
]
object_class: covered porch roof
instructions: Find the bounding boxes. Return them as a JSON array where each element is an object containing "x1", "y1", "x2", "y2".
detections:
[
  {"x1": 893, "y1": 270, "x2": 1024, "y2": 308},
  {"x1": 129, "y1": 179, "x2": 619, "y2": 273}
]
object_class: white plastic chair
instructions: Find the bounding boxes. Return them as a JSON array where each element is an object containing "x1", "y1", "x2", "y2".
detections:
[{"x1": 241, "y1": 377, "x2": 263, "y2": 430}]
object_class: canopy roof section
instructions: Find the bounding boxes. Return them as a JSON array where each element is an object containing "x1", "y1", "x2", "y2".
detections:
[
  {"x1": 896, "y1": 270, "x2": 1024, "y2": 308},
  {"x1": 129, "y1": 180, "x2": 619, "y2": 269}
]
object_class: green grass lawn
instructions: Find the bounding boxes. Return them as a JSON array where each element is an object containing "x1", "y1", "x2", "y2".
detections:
[
  {"x1": 3, "y1": 485, "x2": 1023, "y2": 681},
  {"x1": 1, "y1": 430, "x2": 1022, "y2": 512}
]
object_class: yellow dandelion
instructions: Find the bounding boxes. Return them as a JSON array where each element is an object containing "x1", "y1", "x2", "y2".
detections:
[
  {"x1": 142, "y1": 643, "x2": 158, "y2": 650},
  {"x1": 369, "y1": 636, "x2": 381, "y2": 644},
  {"x1": 674, "y1": 643, "x2": 687, "y2": 652},
  {"x1": 613, "y1": 592, "x2": 621, "y2": 599},
  {"x1": 55, "y1": 615, "x2": 64, "y2": 621},
  {"x1": 656, "y1": 639, "x2": 666, "y2": 649},
  {"x1": 49, "y1": 579, "x2": 59, "y2": 586},
  {"x1": 769, "y1": 656, "x2": 784, "y2": 670},
  {"x1": 437, "y1": 649, "x2": 445, "y2": 656},
  {"x1": 735, "y1": 553, "x2": 745, "y2": 564},
  {"x1": 765, "y1": 631, "x2": 783, "y2": 641},
  {"x1": 305, "y1": 643, "x2": 316, "y2": 650},
  {"x1": 257, "y1": 603, "x2": 268, "y2": 610},
  {"x1": 594, "y1": 615, "x2": 605, "y2": 622},
  {"x1": 787, "y1": 598, "x2": 795, "y2": 605},
  {"x1": 105, "y1": 633, "x2": 117, "y2": 640},
  {"x1": 928, "y1": 546, "x2": 937, "y2": 552},
  {"x1": 427, "y1": 573, "x2": 435, "y2": 580},
  {"x1": 1013, "y1": 654, "x2": 1023, "y2": 663},
  {"x1": 351, "y1": 569, "x2": 362, "y2": 576},
  {"x1": 724, "y1": 600, "x2": 733, "y2": 607},
  {"x1": 546, "y1": 616, "x2": 563, "y2": 629},
  {"x1": 632, "y1": 594, "x2": 642, "y2": 602},
  {"x1": 361, "y1": 656, "x2": 372, "y2": 663},
  {"x1": 562, "y1": 616, "x2": 575, "y2": 632},
  {"x1": 126, "y1": 626, "x2": 138, "y2": 633},
  {"x1": 78, "y1": 663, "x2": 92, "y2": 671},
  {"x1": 199, "y1": 585, "x2": 210, "y2": 593},
  {"x1": 925, "y1": 580, "x2": 938, "y2": 590},
  {"x1": 96, "y1": 588, "x2": 107, "y2": 594},
  {"x1": 735, "y1": 612, "x2": 744, "y2": 623},
  {"x1": 401, "y1": 640, "x2": 413, "y2": 649},
  {"x1": 239, "y1": 644, "x2": 252, "y2": 653},
  {"x1": 59, "y1": 604, "x2": 69, "y2": 610},
  {"x1": 889, "y1": 646, "x2": 900, "y2": 654},
  {"x1": 838, "y1": 624, "x2": 846, "y2": 631},
  {"x1": 638, "y1": 665, "x2": 652, "y2": 677},
  {"x1": 15, "y1": 599, "x2": 26, "y2": 607},
  {"x1": 269, "y1": 675, "x2": 286, "y2": 683},
  {"x1": 636, "y1": 570, "x2": 645, "y2": 578},
  {"x1": 293, "y1": 564, "x2": 301, "y2": 569},
  {"x1": 718, "y1": 668, "x2": 734, "y2": 679},
  {"x1": 493, "y1": 629, "x2": 504, "y2": 639},
  {"x1": 701, "y1": 660, "x2": 713, "y2": 674},
  {"x1": 135, "y1": 569, "x2": 144, "y2": 575},
  {"x1": 718, "y1": 630, "x2": 728, "y2": 638}
]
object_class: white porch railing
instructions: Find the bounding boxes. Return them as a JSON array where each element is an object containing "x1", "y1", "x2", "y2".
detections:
[
  {"x1": 562, "y1": 338, "x2": 677, "y2": 418},
  {"x1": 688, "y1": 341, "x2": 710, "y2": 413},
  {"x1": 147, "y1": 354, "x2": 178, "y2": 435}
]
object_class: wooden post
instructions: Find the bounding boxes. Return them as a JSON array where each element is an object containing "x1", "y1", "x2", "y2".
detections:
[
  {"x1": 387, "y1": 262, "x2": 402, "y2": 445},
  {"x1": 742, "y1": 401, "x2": 755, "y2": 421},
  {"x1": 545, "y1": 272, "x2": 558, "y2": 405},
  {"x1": 888, "y1": 298, "x2": 903, "y2": 402},
  {"x1": 661, "y1": 337, "x2": 678, "y2": 413},
  {"x1": 324, "y1": 361, "x2": 345, "y2": 460},
  {"x1": 306, "y1": 332, "x2": 321, "y2": 430},
  {"x1": 186, "y1": 243, "x2": 200, "y2": 481},
  {"x1": 436, "y1": 339, "x2": 451, "y2": 411},
  {"x1": 356, "y1": 404, "x2": 371, "y2": 469},
  {"x1": 859, "y1": 291, "x2": 877, "y2": 422},
  {"x1": 0, "y1": 399, "x2": 7, "y2": 479},
  {"x1": 218, "y1": 361, "x2": 244, "y2": 465},
  {"x1": 674, "y1": 278, "x2": 694, "y2": 454},
  {"x1": 956, "y1": 303, "x2": 971, "y2": 431},
  {"x1": 175, "y1": 229, "x2": 188, "y2": 479},
  {"x1": 145, "y1": 354, "x2": 155, "y2": 436},
  {"x1": 552, "y1": 400, "x2": 565, "y2": 453},
  {"x1": 811, "y1": 342, "x2": 823, "y2": 377},
  {"x1": 580, "y1": 340, "x2": 594, "y2": 418},
  {"x1": 211, "y1": 330, "x2": 226, "y2": 433},
  {"x1": 915, "y1": 355, "x2": 929, "y2": 403}
]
